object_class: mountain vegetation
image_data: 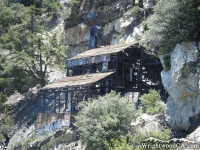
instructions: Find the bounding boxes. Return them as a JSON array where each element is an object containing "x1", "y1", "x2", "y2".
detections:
[
  {"x1": 75, "y1": 91, "x2": 170, "y2": 150},
  {"x1": 141, "y1": 0, "x2": 200, "y2": 55},
  {"x1": 75, "y1": 91, "x2": 140, "y2": 150},
  {"x1": 0, "y1": 0, "x2": 67, "y2": 108},
  {"x1": 140, "y1": 89, "x2": 165, "y2": 115},
  {"x1": 1, "y1": 0, "x2": 200, "y2": 148}
]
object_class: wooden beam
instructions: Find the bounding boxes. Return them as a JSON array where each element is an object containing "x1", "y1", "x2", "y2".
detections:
[{"x1": 115, "y1": 53, "x2": 118, "y2": 92}]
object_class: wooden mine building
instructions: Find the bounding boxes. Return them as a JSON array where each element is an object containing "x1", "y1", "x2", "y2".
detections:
[{"x1": 39, "y1": 42, "x2": 166, "y2": 114}]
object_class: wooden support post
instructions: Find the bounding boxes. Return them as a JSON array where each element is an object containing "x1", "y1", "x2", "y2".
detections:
[
  {"x1": 45, "y1": 93, "x2": 47, "y2": 113},
  {"x1": 67, "y1": 60, "x2": 69, "y2": 76},
  {"x1": 65, "y1": 91, "x2": 68, "y2": 111},
  {"x1": 113, "y1": 75, "x2": 115, "y2": 90},
  {"x1": 139, "y1": 49, "x2": 144, "y2": 98},
  {"x1": 123, "y1": 62, "x2": 124, "y2": 80},
  {"x1": 130, "y1": 49, "x2": 133, "y2": 83},
  {"x1": 71, "y1": 91, "x2": 73, "y2": 112},
  {"x1": 54, "y1": 92, "x2": 56, "y2": 113},
  {"x1": 59, "y1": 91, "x2": 61, "y2": 112},
  {"x1": 115, "y1": 53, "x2": 118, "y2": 92},
  {"x1": 41, "y1": 93, "x2": 45, "y2": 113}
]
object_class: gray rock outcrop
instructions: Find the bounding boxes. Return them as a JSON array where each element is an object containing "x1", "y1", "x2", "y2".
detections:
[
  {"x1": 63, "y1": 0, "x2": 153, "y2": 57},
  {"x1": 131, "y1": 113, "x2": 163, "y2": 131},
  {"x1": 27, "y1": 129, "x2": 76, "y2": 150},
  {"x1": 187, "y1": 126, "x2": 200, "y2": 142},
  {"x1": 161, "y1": 42, "x2": 200, "y2": 131}
]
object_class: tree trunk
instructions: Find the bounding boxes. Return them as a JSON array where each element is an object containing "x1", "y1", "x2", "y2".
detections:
[{"x1": 2, "y1": 132, "x2": 10, "y2": 146}]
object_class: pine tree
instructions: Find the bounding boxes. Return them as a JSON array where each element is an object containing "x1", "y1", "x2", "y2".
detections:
[
  {"x1": 0, "y1": 3, "x2": 14, "y2": 30},
  {"x1": 0, "y1": 4, "x2": 67, "y2": 87}
]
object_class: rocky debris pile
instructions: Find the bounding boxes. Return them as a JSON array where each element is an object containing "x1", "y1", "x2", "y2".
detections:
[
  {"x1": 161, "y1": 42, "x2": 200, "y2": 131},
  {"x1": 27, "y1": 129, "x2": 77, "y2": 150},
  {"x1": 8, "y1": 124, "x2": 35, "y2": 148},
  {"x1": 54, "y1": 140, "x2": 85, "y2": 150},
  {"x1": 5, "y1": 84, "x2": 40, "y2": 116}
]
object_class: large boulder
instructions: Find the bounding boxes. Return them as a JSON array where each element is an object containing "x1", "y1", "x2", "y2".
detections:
[{"x1": 161, "y1": 42, "x2": 200, "y2": 131}]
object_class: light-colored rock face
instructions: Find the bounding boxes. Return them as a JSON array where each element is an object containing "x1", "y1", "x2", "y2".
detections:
[
  {"x1": 131, "y1": 113, "x2": 162, "y2": 131},
  {"x1": 126, "y1": 24, "x2": 144, "y2": 43},
  {"x1": 161, "y1": 42, "x2": 200, "y2": 131},
  {"x1": 64, "y1": 23, "x2": 89, "y2": 45},
  {"x1": 187, "y1": 126, "x2": 200, "y2": 142},
  {"x1": 64, "y1": 16, "x2": 143, "y2": 57},
  {"x1": 143, "y1": 0, "x2": 154, "y2": 9},
  {"x1": 63, "y1": 0, "x2": 146, "y2": 57}
]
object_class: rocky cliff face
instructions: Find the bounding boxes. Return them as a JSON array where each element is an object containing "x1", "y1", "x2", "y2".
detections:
[
  {"x1": 63, "y1": 0, "x2": 153, "y2": 57},
  {"x1": 161, "y1": 42, "x2": 200, "y2": 131}
]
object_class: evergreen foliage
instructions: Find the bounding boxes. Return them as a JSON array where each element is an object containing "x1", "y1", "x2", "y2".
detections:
[
  {"x1": 128, "y1": 6, "x2": 139, "y2": 17},
  {"x1": 162, "y1": 55, "x2": 171, "y2": 71},
  {"x1": 75, "y1": 91, "x2": 140, "y2": 150},
  {"x1": 104, "y1": 127, "x2": 171, "y2": 150},
  {"x1": 141, "y1": 0, "x2": 200, "y2": 55},
  {"x1": 42, "y1": 0, "x2": 62, "y2": 16},
  {"x1": 70, "y1": 0, "x2": 79, "y2": 6},
  {"x1": 0, "y1": 0, "x2": 67, "y2": 89},
  {"x1": 0, "y1": 0, "x2": 67, "y2": 116},
  {"x1": 140, "y1": 89, "x2": 165, "y2": 115},
  {"x1": 0, "y1": 93, "x2": 8, "y2": 113},
  {"x1": 0, "y1": 115, "x2": 15, "y2": 148},
  {"x1": 0, "y1": 6, "x2": 14, "y2": 28}
]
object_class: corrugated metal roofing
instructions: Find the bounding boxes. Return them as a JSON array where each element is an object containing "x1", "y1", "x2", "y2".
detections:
[
  {"x1": 41, "y1": 71, "x2": 115, "y2": 90},
  {"x1": 68, "y1": 42, "x2": 139, "y2": 60}
]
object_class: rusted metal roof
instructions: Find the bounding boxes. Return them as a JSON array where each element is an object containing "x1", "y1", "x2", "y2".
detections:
[
  {"x1": 41, "y1": 71, "x2": 115, "y2": 90},
  {"x1": 68, "y1": 42, "x2": 139, "y2": 60}
]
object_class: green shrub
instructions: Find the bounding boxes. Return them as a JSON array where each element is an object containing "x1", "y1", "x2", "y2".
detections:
[
  {"x1": 104, "y1": 134, "x2": 133, "y2": 150},
  {"x1": 105, "y1": 127, "x2": 171, "y2": 150},
  {"x1": 140, "y1": 89, "x2": 165, "y2": 115},
  {"x1": 62, "y1": 8, "x2": 71, "y2": 20},
  {"x1": 140, "y1": 0, "x2": 200, "y2": 55},
  {"x1": 75, "y1": 91, "x2": 140, "y2": 150},
  {"x1": 146, "y1": 105, "x2": 165, "y2": 115},
  {"x1": 40, "y1": 133, "x2": 72, "y2": 150},
  {"x1": 10, "y1": 134, "x2": 35, "y2": 149},
  {"x1": 0, "y1": 78, "x2": 15, "y2": 95},
  {"x1": 162, "y1": 55, "x2": 171, "y2": 71},
  {"x1": 22, "y1": 134, "x2": 35, "y2": 148},
  {"x1": 119, "y1": 40, "x2": 126, "y2": 44},
  {"x1": 134, "y1": 127, "x2": 171, "y2": 150},
  {"x1": 128, "y1": 6, "x2": 139, "y2": 17},
  {"x1": 10, "y1": 141, "x2": 22, "y2": 150},
  {"x1": 70, "y1": 0, "x2": 79, "y2": 6},
  {"x1": 0, "y1": 92, "x2": 8, "y2": 113}
]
